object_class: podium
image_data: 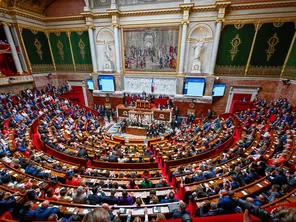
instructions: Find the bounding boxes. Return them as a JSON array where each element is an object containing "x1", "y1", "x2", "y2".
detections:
[
  {"x1": 128, "y1": 110, "x2": 153, "y2": 125},
  {"x1": 136, "y1": 100, "x2": 150, "y2": 109}
]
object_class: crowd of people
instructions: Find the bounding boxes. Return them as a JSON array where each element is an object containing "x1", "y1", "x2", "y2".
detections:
[{"x1": 0, "y1": 83, "x2": 295, "y2": 222}]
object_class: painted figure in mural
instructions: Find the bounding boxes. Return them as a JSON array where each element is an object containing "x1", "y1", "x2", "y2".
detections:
[
  {"x1": 194, "y1": 40, "x2": 204, "y2": 60},
  {"x1": 104, "y1": 41, "x2": 112, "y2": 61}
]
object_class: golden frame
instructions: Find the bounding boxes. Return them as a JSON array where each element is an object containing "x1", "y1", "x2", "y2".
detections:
[{"x1": 120, "y1": 23, "x2": 182, "y2": 75}]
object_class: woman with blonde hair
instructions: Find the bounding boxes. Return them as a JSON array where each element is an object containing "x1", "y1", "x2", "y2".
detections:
[
  {"x1": 156, "y1": 213, "x2": 166, "y2": 221},
  {"x1": 82, "y1": 208, "x2": 111, "y2": 222}
]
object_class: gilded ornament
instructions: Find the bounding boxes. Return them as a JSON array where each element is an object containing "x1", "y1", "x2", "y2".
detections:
[
  {"x1": 266, "y1": 33, "x2": 280, "y2": 61},
  {"x1": 57, "y1": 40, "x2": 64, "y2": 60},
  {"x1": 229, "y1": 34, "x2": 242, "y2": 61},
  {"x1": 54, "y1": 32, "x2": 61, "y2": 36},
  {"x1": 78, "y1": 38, "x2": 86, "y2": 60},
  {"x1": 215, "y1": 65, "x2": 245, "y2": 75},
  {"x1": 76, "y1": 31, "x2": 83, "y2": 35},
  {"x1": 248, "y1": 66, "x2": 282, "y2": 76},
  {"x1": 31, "y1": 29, "x2": 38, "y2": 35},
  {"x1": 273, "y1": 22, "x2": 285, "y2": 28},
  {"x1": 234, "y1": 24, "x2": 244, "y2": 30},
  {"x1": 34, "y1": 38, "x2": 43, "y2": 60}
]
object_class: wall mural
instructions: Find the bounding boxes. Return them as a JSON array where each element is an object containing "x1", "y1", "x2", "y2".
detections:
[{"x1": 123, "y1": 26, "x2": 179, "y2": 73}]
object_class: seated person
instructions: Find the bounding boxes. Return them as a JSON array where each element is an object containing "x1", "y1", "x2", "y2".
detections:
[
  {"x1": 198, "y1": 202, "x2": 224, "y2": 217},
  {"x1": 172, "y1": 201, "x2": 190, "y2": 219},
  {"x1": 160, "y1": 191, "x2": 178, "y2": 203}
]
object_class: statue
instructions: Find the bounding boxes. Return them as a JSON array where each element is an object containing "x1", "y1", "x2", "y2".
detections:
[
  {"x1": 104, "y1": 41, "x2": 113, "y2": 71},
  {"x1": 104, "y1": 41, "x2": 112, "y2": 61},
  {"x1": 194, "y1": 40, "x2": 204, "y2": 61},
  {"x1": 191, "y1": 38, "x2": 205, "y2": 74}
]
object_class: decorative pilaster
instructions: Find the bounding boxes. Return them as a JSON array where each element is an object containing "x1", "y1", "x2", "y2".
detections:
[
  {"x1": 2, "y1": 22, "x2": 24, "y2": 74},
  {"x1": 208, "y1": 0, "x2": 231, "y2": 75},
  {"x1": 281, "y1": 30, "x2": 296, "y2": 77},
  {"x1": 88, "y1": 26, "x2": 98, "y2": 73},
  {"x1": 108, "y1": 8, "x2": 122, "y2": 73},
  {"x1": 66, "y1": 31, "x2": 76, "y2": 72},
  {"x1": 178, "y1": 3, "x2": 194, "y2": 74},
  {"x1": 45, "y1": 32, "x2": 56, "y2": 72},
  {"x1": 244, "y1": 23, "x2": 262, "y2": 76},
  {"x1": 209, "y1": 21, "x2": 223, "y2": 75}
]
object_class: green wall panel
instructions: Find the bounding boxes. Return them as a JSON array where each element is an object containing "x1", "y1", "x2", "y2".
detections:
[
  {"x1": 215, "y1": 24, "x2": 255, "y2": 75},
  {"x1": 49, "y1": 32, "x2": 73, "y2": 71},
  {"x1": 70, "y1": 31, "x2": 92, "y2": 72},
  {"x1": 249, "y1": 22, "x2": 295, "y2": 76},
  {"x1": 21, "y1": 28, "x2": 53, "y2": 73}
]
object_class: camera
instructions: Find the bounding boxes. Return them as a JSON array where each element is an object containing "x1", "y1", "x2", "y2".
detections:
[{"x1": 235, "y1": 198, "x2": 279, "y2": 222}]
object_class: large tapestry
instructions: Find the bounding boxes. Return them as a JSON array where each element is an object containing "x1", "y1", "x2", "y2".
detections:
[{"x1": 123, "y1": 27, "x2": 179, "y2": 73}]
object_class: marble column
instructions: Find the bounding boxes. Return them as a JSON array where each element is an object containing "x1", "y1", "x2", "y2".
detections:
[
  {"x1": 11, "y1": 26, "x2": 28, "y2": 72},
  {"x1": 209, "y1": 21, "x2": 222, "y2": 75},
  {"x1": 178, "y1": 22, "x2": 188, "y2": 74},
  {"x1": 3, "y1": 24, "x2": 23, "y2": 74},
  {"x1": 88, "y1": 28, "x2": 98, "y2": 73},
  {"x1": 113, "y1": 25, "x2": 121, "y2": 73}
]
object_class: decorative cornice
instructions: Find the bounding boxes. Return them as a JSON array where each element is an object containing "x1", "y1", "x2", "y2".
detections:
[
  {"x1": 179, "y1": 3, "x2": 195, "y2": 11},
  {"x1": 18, "y1": 24, "x2": 88, "y2": 33},
  {"x1": 223, "y1": 17, "x2": 296, "y2": 25},
  {"x1": 119, "y1": 9, "x2": 182, "y2": 17},
  {"x1": 215, "y1": 0, "x2": 232, "y2": 9},
  {"x1": 229, "y1": 1, "x2": 296, "y2": 10}
]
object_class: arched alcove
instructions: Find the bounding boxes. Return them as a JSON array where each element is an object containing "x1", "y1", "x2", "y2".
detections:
[
  {"x1": 185, "y1": 23, "x2": 214, "y2": 74},
  {"x1": 96, "y1": 28, "x2": 115, "y2": 71}
]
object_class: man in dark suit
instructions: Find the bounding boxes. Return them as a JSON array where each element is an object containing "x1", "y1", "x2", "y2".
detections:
[
  {"x1": 109, "y1": 152, "x2": 118, "y2": 162},
  {"x1": 172, "y1": 201, "x2": 190, "y2": 219},
  {"x1": 77, "y1": 148, "x2": 88, "y2": 158},
  {"x1": 102, "y1": 188, "x2": 119, "y2": 205},
  {"x1": 218, "y1": 191, "x2": 236, "y2": 214},
  {"x1": 199, "y1": 202, "x2": 224, "y2": 216},
  {"x1": 266, "y1": 167, "x2": 287, "y2": 185}
]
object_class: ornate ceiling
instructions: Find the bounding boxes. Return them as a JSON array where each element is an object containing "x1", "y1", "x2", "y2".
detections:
[{"x1": 0, "y1": 0, "x2": 56, "y2": 14}]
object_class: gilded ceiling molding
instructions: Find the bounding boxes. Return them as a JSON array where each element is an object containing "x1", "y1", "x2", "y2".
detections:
[
  {"x1": 229, "y1": 1, "x2": 296, "y2": 10},
  {"x1": 223, "y1": 17, "x2": 296, "y2": 25}
]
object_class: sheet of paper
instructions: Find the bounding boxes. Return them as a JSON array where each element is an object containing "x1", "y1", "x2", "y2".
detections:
[
  {"x1": 257, "y1": 183, "x2": 263, "y2": 188},
  {"x1": 241, "y1": 190, "x2": 248, "y2": 195}
]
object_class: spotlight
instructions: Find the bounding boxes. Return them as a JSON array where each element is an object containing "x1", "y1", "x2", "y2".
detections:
[{"x1": 282, "y1": 79, "x2": 291, "y2": 85}]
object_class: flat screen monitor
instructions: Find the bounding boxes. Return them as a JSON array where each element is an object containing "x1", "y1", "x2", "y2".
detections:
[
  {"x1": 86, "y1": 79, "x2": 94, "y2": 90},
  {"x1": 184, "y1": 78, "x2": 205, "y2": 96},
  {"x1": 212, "y1": 83, "x2": 226, "y2": 96},
  {"x1": 98, "y1": 75, "x2": 115, "y2": 92}
]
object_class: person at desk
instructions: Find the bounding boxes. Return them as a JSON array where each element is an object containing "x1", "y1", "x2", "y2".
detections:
[
  {"x1": 142, "y1": 90, "x2": 147, "y2": 100},
  {"x1": 102, "y1": 188, "x2": 119, "y2": 205},
  {"x1": 35, "y1": 200, "x2": 59, "y2": 221},
  {"x1": 172, "y1": 201, "x2": 190, "y2": 219}
]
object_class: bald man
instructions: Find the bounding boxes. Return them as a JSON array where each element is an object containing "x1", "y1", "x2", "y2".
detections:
[{"x1": 35, "y1": 200, "x2": 59, "y2": 221}]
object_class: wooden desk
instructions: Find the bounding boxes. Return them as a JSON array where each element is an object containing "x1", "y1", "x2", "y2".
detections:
[
  {"x1": 126, "y1": 126, "x2": 147, "y2": 136},
  {"x1": 116, "y1": 104, "x2": 172, "y2": 122}
]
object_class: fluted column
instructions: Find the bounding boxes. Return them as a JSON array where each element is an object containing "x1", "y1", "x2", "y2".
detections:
[
  {"x1": 178, "y1": 22, "x2": 188, "y2": 74},
  {"x1": 113, "y1": 25, "x2": 121, "y2": 73},
  {"x1": 3, "y1": 23, "x2": 23, "y2": 74},
  {"x1": 209, "y1": 21, "x2": 222, "y2": 75},
  {"x1": 88, "y1": 27, "x2": 98, "y2": 73}
]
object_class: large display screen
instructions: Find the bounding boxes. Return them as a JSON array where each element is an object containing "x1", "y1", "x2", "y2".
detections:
[
  {"x1": 212, "y1": 83, "x2": 226, "y2": 96},
  {"x1": 98, "y1": 75, "x2": 115, "y2": 92},
  {"x1": 86, "y1": 79, "x2": 94, "y2": 90},
  {"x1": 184, "y1": 78, "x2": 205, "y2": 96}
]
